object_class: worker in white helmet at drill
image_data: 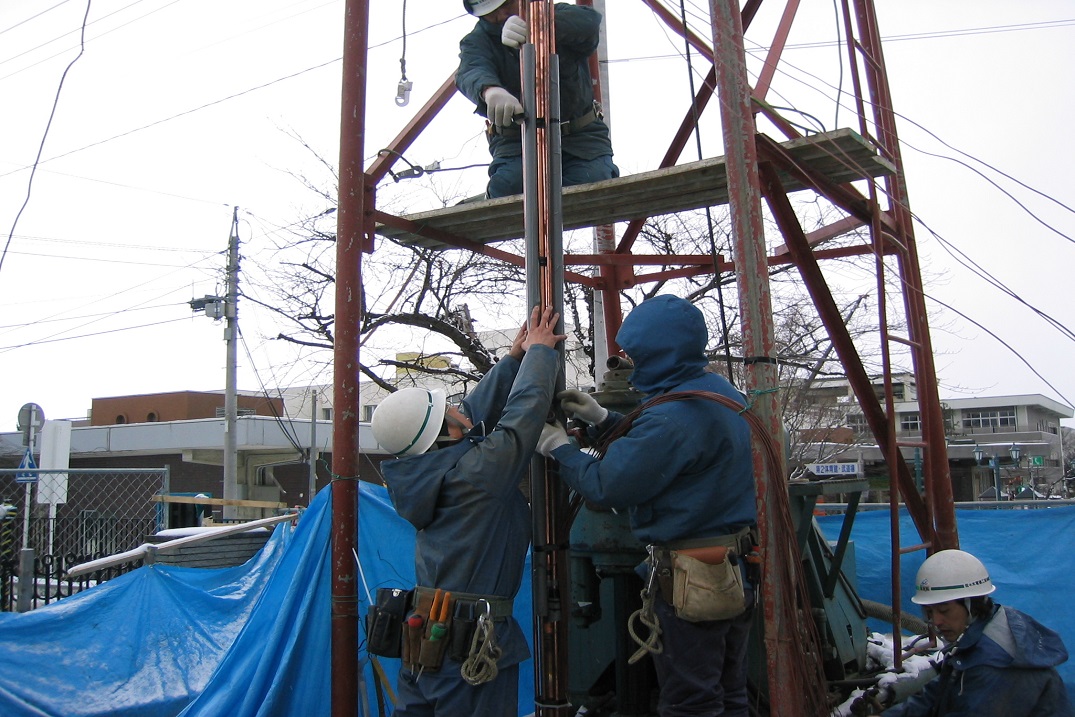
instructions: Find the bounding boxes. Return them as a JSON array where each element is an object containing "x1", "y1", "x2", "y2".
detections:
[
  {"x1": 370, "y1": 305, "x2": 565, "y2": 716},
  {"x1": 536, "y1": 295, "x2": 758, "y2": 717},
  {"x1": 457, "y1": 0, "x2": 618, "y2": 198},
  {"x1": 882, "y1": 549, "x2": 1073, "y2": 716}
]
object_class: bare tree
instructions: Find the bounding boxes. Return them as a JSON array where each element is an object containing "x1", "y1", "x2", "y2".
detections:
[{"x1": 246, "y1": 144, "x2": 916, "y2": 474}]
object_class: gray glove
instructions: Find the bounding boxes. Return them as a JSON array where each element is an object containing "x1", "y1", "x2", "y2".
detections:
[
  {"x1": 483, "y1": 86, "x2": 523, "y2": 127},
  {"x1": 558, "y1": 389, "x2": 608, "y2": 425},
  {"x1": 536, "y1": 421, "x2": 570, "y2": 457},
  {"x1": 501, "y1": 15, "x2": 528, "y2": 48}
]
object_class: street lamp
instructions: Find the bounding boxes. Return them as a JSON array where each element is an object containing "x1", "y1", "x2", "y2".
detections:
[
  {"x1": 1006, "y1": 442, "x2": 1023, "y2": 498},
  {"x1": 972, "y1": 443, "x2": 1003, "y2": 502}
]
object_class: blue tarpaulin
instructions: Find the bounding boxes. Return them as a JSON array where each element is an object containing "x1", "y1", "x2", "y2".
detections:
[
  {"x1": 817, "y1": 505, "x2": 1075, "y2": 692},
  {"x1": 0, "y1": 483, "x2": 533, "y2": 716},
  {"x1": 1, "y1": 484, "x2": 1071, "y2": 715},
  {"x1": 0, "y1": 510, "x2": 295, "y2": 716}
]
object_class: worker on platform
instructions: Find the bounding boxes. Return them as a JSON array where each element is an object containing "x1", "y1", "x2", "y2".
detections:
[
  {"x1": 536, "y1": 294, "x2": 758, "y2": 717},
  {"x1": 457, "y1": 0, "x2": 618, "y2": 199},
  {"x1": 370, "y1": 305, "x2": 565, "y2": 716},
  {"x1": 882, "y1": 549, "x2": 1073, "y2": 717}
]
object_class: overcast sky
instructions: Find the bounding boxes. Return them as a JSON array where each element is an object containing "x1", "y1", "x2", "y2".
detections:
[{"x1": 1, "y1": 0, "x2": 1073, "y2": 430}]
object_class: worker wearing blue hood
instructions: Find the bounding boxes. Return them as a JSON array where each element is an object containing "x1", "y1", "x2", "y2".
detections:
[
  {"x1": 371, "y1": 306, "x2": 565, "y2": 717},
  {"x1": 537, "y1": 294, "x2": 757, "y2": 717}
]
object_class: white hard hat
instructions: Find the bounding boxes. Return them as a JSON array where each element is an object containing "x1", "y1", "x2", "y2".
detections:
[
  {"x1": 371, "y1": 388, "x2": 447, "y2": 456},
  {"x1": 911, "y1": 549, "x2": 996, "y2": 605},
  {"x1": 463, "y1": 0, "x2": 509, "y2": 17}
]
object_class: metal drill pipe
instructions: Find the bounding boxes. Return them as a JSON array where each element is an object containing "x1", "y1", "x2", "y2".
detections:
[{"x1": 523, "y1": 2, "x2": 570, "y2": 713}]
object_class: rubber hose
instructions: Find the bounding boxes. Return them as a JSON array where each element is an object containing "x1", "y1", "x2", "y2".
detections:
[{"x1": 862, "y1": 599, "x2": 929, "y2": 635}]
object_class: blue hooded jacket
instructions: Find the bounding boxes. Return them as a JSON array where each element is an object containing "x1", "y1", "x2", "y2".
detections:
[
  {"x1": 380, "y1": 344, "x2": 560, "y2": 668},
  {"x1": 456, "y1": 4, "x2": 613, "y2": 162},
  {"x1": 883, "y1": 603, "x2": 1074, "y2": 717},
  {"x1": 551, "y1": 295, "x2": 756, "y2": 544}
]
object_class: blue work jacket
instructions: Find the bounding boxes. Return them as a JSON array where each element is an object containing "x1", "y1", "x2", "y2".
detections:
[
  {"x1": 381, "y1": 344, "x2": 559, "y2": 667},
  {"x1": 551, "y1": 295, "x2": 757, "y2": 545},
  {"x1": 883, "y1": 604, "x2": 1074, "y2": 717},
  {"x1": 456, "y1": 4, "x2": 613, "y2": 161}
]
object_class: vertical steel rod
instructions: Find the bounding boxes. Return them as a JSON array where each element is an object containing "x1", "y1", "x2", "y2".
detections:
[{"x1": 332, "y1": 0, "x2": 368, "y2": 715}]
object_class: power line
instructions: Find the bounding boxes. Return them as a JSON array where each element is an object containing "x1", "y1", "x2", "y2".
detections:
[
  {"x1": 8, "y1": 232, "x2": 220, "y2": 253},
  {"x1": 0, "y1": 301, "x2": 186, "y2": 330},
  {"x1": 0, "y1": 316, "x2": 192, "y2": 352},
  {"x1": 3, "y1": 249, "x2": 217, "y2": 268},
  {"x1": 0, "y1": 57, "x2": 341, "y2": 181},
  {"x1": 0, "y1": 0, "x2": 91, "y2": 279},
  {"x1": 0, "y1": 0, "x2": 72, "y2": 38}
]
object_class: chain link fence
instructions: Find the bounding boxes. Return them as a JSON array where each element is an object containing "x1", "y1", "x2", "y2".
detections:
[{"x1": 0, "y1": 468, "x2": 169, "y2": 612}]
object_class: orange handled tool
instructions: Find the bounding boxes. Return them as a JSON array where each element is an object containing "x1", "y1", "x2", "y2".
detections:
[
  {"x1": 430, "y1": 589, "x2": 444, "y2": 623},
  {"x1": 438, "y1": 592, "x2": 451, "y2": 622}
]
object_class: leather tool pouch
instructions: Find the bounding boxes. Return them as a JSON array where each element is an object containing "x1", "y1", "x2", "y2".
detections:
[
  {"x1": 449, "y1": 600, "x2": 480, "y2": 663},
  {"x1": 670, "y1": 546, "x2": 747, "y2": 623},
  {"x1": 402, "y1": 588, "x2": 452, "y2": 673},
  {"x1": 366, "y1": 588, "x2": 411, "y2": 658}
]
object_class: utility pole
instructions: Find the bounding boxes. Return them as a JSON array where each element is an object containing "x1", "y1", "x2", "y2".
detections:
[
  {"x1": 309, "y1": 389, "x2": 318, "y2": 506},
  {"x1": 223, "y1": 207, "x2": 240, "y2": 520}
]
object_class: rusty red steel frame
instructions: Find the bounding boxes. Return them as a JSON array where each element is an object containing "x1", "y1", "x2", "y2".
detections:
[{"x1": 331, "y1": 0, "x2": 959, "y2": 714}]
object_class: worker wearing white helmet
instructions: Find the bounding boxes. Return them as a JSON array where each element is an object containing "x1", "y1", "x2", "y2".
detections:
[
  {"x1": 883, "y1": 549, "x2": 1073, "y2": 716},
  {"x1": 370, "y1": 305, "x2": 565, "y2": 717},
  {"x1": 457, "y1": 0, "x2": 618, "y2": 198}
]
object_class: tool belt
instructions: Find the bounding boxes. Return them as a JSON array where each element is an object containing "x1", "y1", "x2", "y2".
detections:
[
  {"x1": 651, "y1": 527, "x2": 757, "y2": 623},
  {"x1": 365, "y1": 586, "x2": 513, "y2": 673},
  {"x1": 488, "y1": 101, "x2": 602, "y2": 138}
]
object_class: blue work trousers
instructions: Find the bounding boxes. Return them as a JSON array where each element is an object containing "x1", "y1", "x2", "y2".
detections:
[
  {"x1": 393, "y1": 659, "x2": 519, "y2": 717},
  {"x1": 651, "y1": 593, "x2": 754, "y2": 717},
  {"x1": 486, "y1": 153, "x2": 619, "y2": 199}
]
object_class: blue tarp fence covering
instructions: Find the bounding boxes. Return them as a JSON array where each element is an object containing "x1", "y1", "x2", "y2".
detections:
[
  {"x1": 1, "y1": 484, "x2": 1072, "y2": 715},
  {"x1": 0, "y1": 482, "x2": 533, "y2": 717},
  {"x1": 817, "y1": 504, "x2": 1075, "y2": 693}
]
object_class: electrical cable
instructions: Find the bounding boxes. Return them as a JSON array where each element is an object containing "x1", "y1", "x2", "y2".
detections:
[
  {"x1": 0, "y1": 316, "x2": 191, "y2": 351},
  {"x1": 0, "y1": 1, "x2": 72, "y2": 38},
  {"x1": 923, "y1": 293, "x2": 1074, "y2": 410},
  {"x1": 0, "y1": 0, "x2": 91, "y2": 278},
  {"x1": 394, "y1": 0, "x2": 412, "y2": 106},
  {"x1": 0, "y1": 56, "x2": 339, "y2": 181},
  {"x1": 728, "y1": 30, "x2": 1075, "y2": 393},
  {"x1": 0, "y1": 0, "x2": 180, "y2": 81},
  {"x1": 238, "y1": 327, "x2": 306, "y2": 454},
  {"x1": 652, "y1": 3, "x2": 1075, "y2": 420},
  {"x1": 675, "y1": 0, "x2": 736, "y2": 380}
]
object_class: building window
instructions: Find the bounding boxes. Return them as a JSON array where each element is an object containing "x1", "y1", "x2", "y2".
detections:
[
  {"x1": 115, "y1": 415, "x2": 127, "y2": 424},
  {"x1": 147, "y1": 412, "x2": 158, "y2": 422},
  {"x1": 214, "y1": 407, "x2": 256, "y2": 418},
  {"x1": 323, "y1": 407, "x2": 334, "y2": 421},
  {"x1": 962, "y1": 408, "x2": 1016, "y2": 429},
  {"x1": 900, "y1": 412, "x2": 921, "y2": 432},
  {"x1": 845, "y1": 413, "x2": 868, "y2": 433},
  {"x1": 361, "y1": 405, "x2": 375, "y2": 422}
]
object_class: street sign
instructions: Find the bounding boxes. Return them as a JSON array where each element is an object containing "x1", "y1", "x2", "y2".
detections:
[
  {"x1": 1030, "y1": 455, "x2": 1044, "y2": 467},
  {"x1": 15, "y1": 448, "x2": 37, "y2": 484},
  {"x1": 806, "y1": 462, "x2": 861, "y2": 477}
]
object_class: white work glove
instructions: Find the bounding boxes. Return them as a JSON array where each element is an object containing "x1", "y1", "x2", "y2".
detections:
[
  {"x1": 558, "y1": 389, "x2": 608, "y2": 425},
  {"x1": 536, "y1": 421, "x2": 570, "y2": 457},
  {"x1": 483, "y1": 86, "x2": 523, "y2": 127},
  {"x1": 501, "y1": 15, "x2": 528, "y2": 48}
]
